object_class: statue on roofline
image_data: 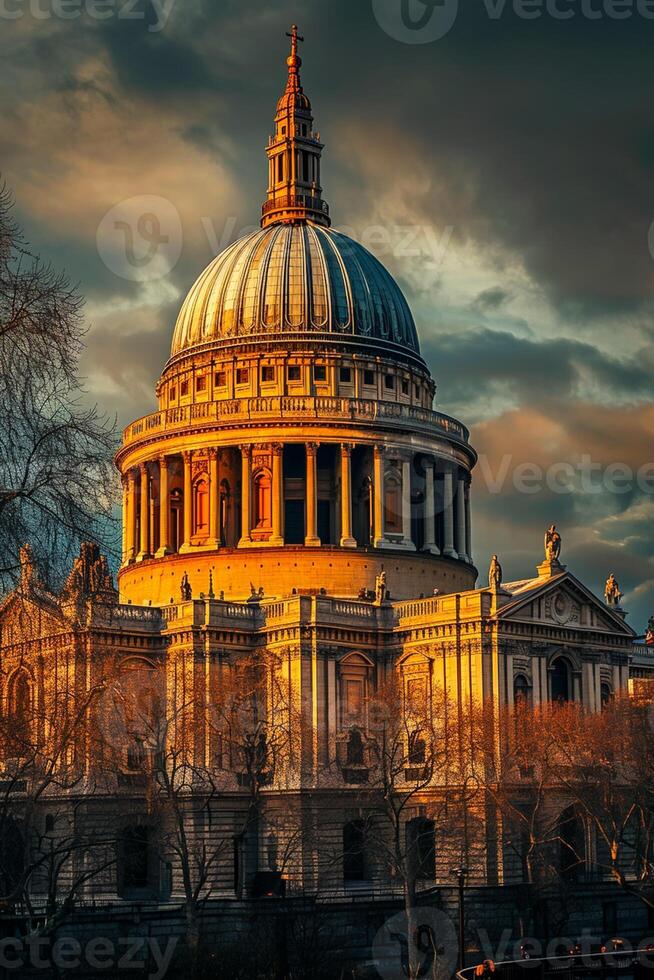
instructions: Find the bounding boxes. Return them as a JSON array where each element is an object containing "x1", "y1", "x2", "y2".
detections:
[
  {"x1": 180, "y1": 572, "x2": 192, "y2": 602},
  {"x1": 604, "y1": 573, "x2": 623, "y2": 608},
  {"x1": 374, "y1": 569, "x2": 389, "y2": 605},
  {"x1": 488, "y1": 555, "x2": 503, "y2": 591},
  {"x1": 544, "y1": 525, "x2": 562, "y2": 562}
]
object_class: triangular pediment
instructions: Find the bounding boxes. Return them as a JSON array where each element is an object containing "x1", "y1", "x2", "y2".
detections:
[{"x1": 494, "y1": 573, "x2": 635, "y2": 636}]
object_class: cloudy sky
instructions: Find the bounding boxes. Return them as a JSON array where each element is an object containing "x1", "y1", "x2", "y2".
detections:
[{"x1": 2, "y1": 0, "x2": 653, "y2": 629}]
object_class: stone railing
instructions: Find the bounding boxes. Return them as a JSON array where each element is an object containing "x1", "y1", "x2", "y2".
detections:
[
  {"x1": 90, "y1": 603, "x2": 165, "y2": 631},
  {"x1": 161, "y1": 599, "x2": 262, "y2": 630},
  {"x1": 122, "y1": 396, "x2": 470, "y2": 448}
]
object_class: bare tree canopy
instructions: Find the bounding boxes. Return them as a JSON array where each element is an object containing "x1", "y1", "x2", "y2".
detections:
[{"x1": 0, "y1": 182, "x2": 117, "y2": 590}]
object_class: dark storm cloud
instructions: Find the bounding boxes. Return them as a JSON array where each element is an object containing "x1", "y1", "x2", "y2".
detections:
[
  {"x1": 423, "y1": 328, "x2": 652, "y2": 420},
  {"x1": 469, "y1": 288, "x2": 513, "y2": 314}
]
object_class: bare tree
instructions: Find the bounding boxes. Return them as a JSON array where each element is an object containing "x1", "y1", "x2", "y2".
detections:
[
  {"x1": 0, "y1": 182, "x2": 117, "y2": 591},
  {"x1": 546, "y1": 695, "x2": 654, "y2": 912},
  {"x1": 0, "y1": 656, "x2": 117, "y2": 945}
]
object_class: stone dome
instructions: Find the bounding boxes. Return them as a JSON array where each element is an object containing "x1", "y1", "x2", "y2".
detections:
[{"x1": 170, "y1": 223, "x2": 421, "y2": 357}]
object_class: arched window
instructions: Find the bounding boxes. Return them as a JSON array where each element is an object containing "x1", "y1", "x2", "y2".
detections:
[
  {"x1": 343, "y1": 820, "x2": 368, "y2": 883},
  {"x1": 346, "y1": 728, "x2": 364, "y2": 766},
  {"x1": 550, "y1": 659, "x2": 571, "y2": 703},
  {"x1": 193, "y1": 477, "x2": 209, "y2": 536},
  {"x1": 0, "y1": 817, "x2": 24, "y2": 900},
  {"x1": 384, "y1": 470, "x2": 402, "y2": 534},
  {"x1": 558, "y1": 805, "x2": 585, "y2": 881},
  {"x1": 170, "y1": 488, "x2": 183, "y2": 553},
  {"x1": 408, "y1": 731, "x2": 426, "y2": 766},
  {"x1": 127, "y1": 736, "x2": 147, "y2": 772},
  {"x1": 514, "y1": 675, "x2": 532, "y2": 706},
  {"x1": 406, "y1": 817, "x2": 436, "y2": 881},
  {"x1": 120, "y1": 825, "x2": 154, "y2": 896},
  {"x1": 338, "y1": 654, "x2": 372, "y2": 729},
  {"x1": 220, "y1": 479, "x2": 230, "y2": 546},
  {"x1": 253, "y1": 470, "x2": 272, "y2": 530},
  {"x1": 8, "y1": 669, "x2": 31, "y2": 753}
]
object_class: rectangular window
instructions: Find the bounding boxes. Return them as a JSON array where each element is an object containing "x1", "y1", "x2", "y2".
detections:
[
  {"x1": 180, "y1": 381, "x2": 189, "y2": 397},
  {"x1": 401, "y1": 379, "x2": 409, "y2": 396},
  {"x1": 236, "y1": 368, "x2": 249, "y2": 385},
  {"x1": 314, "y1": 365, "x2": 327, "y2": 382},
  {"x1": 339, "y1": 367, "x2": 352, "y2": 384},
  {"x1": 345, "y1": 679, "x2": 363, "y2": 719},
  {"x1": 363, "y1": 370, "x2": 375, "y2": 386},
  {"x1": 261, "y1": 366, "x2": 275, "y2": 383},
  {"x1": 169, "y1": 386, "x2": 177, "y2": 401},
  {"x1": 288, "y1": 365, "x2": 301, "y2": 382},
  {"x1": 385, "y1": 374, "x2": 395, "y2": 390},
  {"x1": 415, "y1": 385, "x2": 420, "y2": 400},
  {"x1": 196, "y1": 375, "x2": 207, "y2": 393},
  {"x1": 215, "y1": 371, "x2": 227, "y2": 388}
]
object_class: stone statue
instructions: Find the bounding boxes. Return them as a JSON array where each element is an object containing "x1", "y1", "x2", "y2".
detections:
[
  {"x1": 374, "y1": 569, "x2": 388, "y2": 605},
  {"x1": 605, "y1": 573, "x2": 623, "y2": 608},
  {"x1": 544, "y1": 525, "x2": 562, "y2": 562},
  {"x1": 180, "y1": 572, "x2": 192, "y2": 602},
  {"x1": 488, "y1": 555, "x2": 503, "y2": 591}
]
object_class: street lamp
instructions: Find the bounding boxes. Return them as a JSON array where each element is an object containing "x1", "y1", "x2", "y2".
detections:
[{"x1": 451, "y1": 864, "x2": 469, "y2": 972}]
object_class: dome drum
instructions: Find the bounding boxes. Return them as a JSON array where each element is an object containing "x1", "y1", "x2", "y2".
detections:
[{"x1": 116, "y1": 28, "x2": 478, "y2": 607}]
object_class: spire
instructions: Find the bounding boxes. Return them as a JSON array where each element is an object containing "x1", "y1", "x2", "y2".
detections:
[{"x1": 261, "y1": 26, "x2": 331, "y2": 229}]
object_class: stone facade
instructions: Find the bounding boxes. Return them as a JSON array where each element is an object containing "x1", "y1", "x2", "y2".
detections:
[{"x1": 0, "y1": 26, "x2": 643, "y2": 966}]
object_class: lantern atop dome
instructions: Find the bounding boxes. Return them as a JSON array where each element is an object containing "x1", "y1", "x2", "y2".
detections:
[{"x1": 261, "y1": 26, "x2": 331, "y2": 229}]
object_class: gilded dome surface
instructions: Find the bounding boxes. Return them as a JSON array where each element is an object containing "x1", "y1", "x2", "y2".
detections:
[{"x1": 171, "y1": 223, "x2": 420, "y2": 356}]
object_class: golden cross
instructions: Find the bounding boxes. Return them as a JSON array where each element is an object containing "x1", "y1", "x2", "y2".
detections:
[{"x1": 286, "y1": 24, "x2": 304, "y2": 58}]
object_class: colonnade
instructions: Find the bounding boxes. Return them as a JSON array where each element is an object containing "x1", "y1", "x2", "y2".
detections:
[{"x1": 121, "y1": 443, "x2": 472, "y2": 566}]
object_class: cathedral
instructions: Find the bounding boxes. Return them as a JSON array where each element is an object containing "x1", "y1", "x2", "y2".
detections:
[{"x1": 0, "y1": 25, "x2": 641, "y2": 947}]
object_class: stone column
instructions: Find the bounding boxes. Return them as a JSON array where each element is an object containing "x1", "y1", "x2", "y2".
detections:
[
  {"x1": 465, "y1": 481, "x2": 473, "y2": 564},
  {"x1": 401, "y1": 457, "x2": 416, "y2": 551},
  {"x1": 271, "y1": 444, "x2": 284, "y2": 546},
  {"x1": 456, "y1": 473, "x2": 469, "y2": 562},
  {"x1": 339, "y1": 444, "x2": 357, "y2": 548},
  {"x1": 305, "y1": 443, "x2": 321, "y2": 547},
  {"x1": 442, "y1": 466, "x2": 458, "y2": 559},
  {"x1": 373, "y1": 444, "x2": 385, "y2": 548},
  {"x1": 137, "y1": 463, "x2": 151, "y2": 561},
  {"x1": 180, "y1": 451, "x2": 193, "y2": 554},
  {"x1": 126, "y1": 469, "x2": 137, "y2": 563},
  {"x1": 156, "y1": 456, "x2": 172, "y2": 558},
  {"x1": 208, "y1": 449, "x2": 220, "y2": 548},
  {"x1": 238, "y1": 445, "x2": 252, "y2": 548},
  {"x1": 121, "y1": 476, "x2": 129, "y2": 565},
  {"x1": 423, "y1": 460, "x2": 439, "y2": 554}
]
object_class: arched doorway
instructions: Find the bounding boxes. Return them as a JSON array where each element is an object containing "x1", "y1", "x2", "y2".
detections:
[{"x1": 550, "y1": 659, "x2": 571, "y2": 702}]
